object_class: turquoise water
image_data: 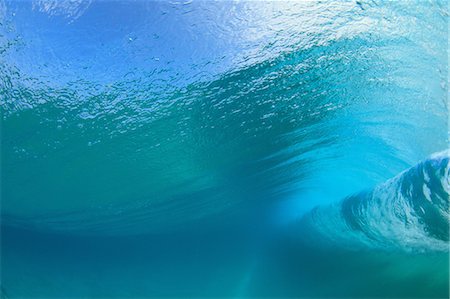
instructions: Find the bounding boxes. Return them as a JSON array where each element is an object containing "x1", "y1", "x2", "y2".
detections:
[{"x1": 1, "y1": 0, "x2": 449, "y2": 298}]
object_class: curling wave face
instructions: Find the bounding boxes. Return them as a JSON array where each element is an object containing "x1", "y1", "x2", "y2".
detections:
[
  {"x1": 299, "y1": 151, "x2": 450, "y2": 252},
  {"x1": 0, "y1": 1, "x2": 448, "y2": 236}
]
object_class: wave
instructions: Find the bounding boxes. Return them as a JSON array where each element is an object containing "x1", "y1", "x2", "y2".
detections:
[
  {"x1": 297, "y1": 150, "x2": 450, "y2": 252},
  {"x1": 1, "y1": 1, "x2": 447, "y2": 237}
]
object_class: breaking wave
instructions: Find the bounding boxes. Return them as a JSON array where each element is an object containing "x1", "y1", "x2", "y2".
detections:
[{"x1": 299, "y1": 150, "x2": 450, "y2": 252}]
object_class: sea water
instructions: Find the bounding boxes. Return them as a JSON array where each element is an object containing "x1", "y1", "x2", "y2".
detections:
[{"x1": 0, "y1": 1, "x2": 448, "y2": 298}]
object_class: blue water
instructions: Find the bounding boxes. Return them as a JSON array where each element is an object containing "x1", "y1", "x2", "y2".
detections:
[{"x1": 1, "y1": 0, "x2": 448, "y2": 298}]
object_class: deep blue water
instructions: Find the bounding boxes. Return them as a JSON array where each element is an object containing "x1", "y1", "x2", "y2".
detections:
[{"x1": 1, "y1": 1, "x2": 449, "y2": 298}]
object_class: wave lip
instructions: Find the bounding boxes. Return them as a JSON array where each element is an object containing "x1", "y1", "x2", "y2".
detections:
[{"x1": 299, "y1": 150, "x2": 450, "y2": 252}]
